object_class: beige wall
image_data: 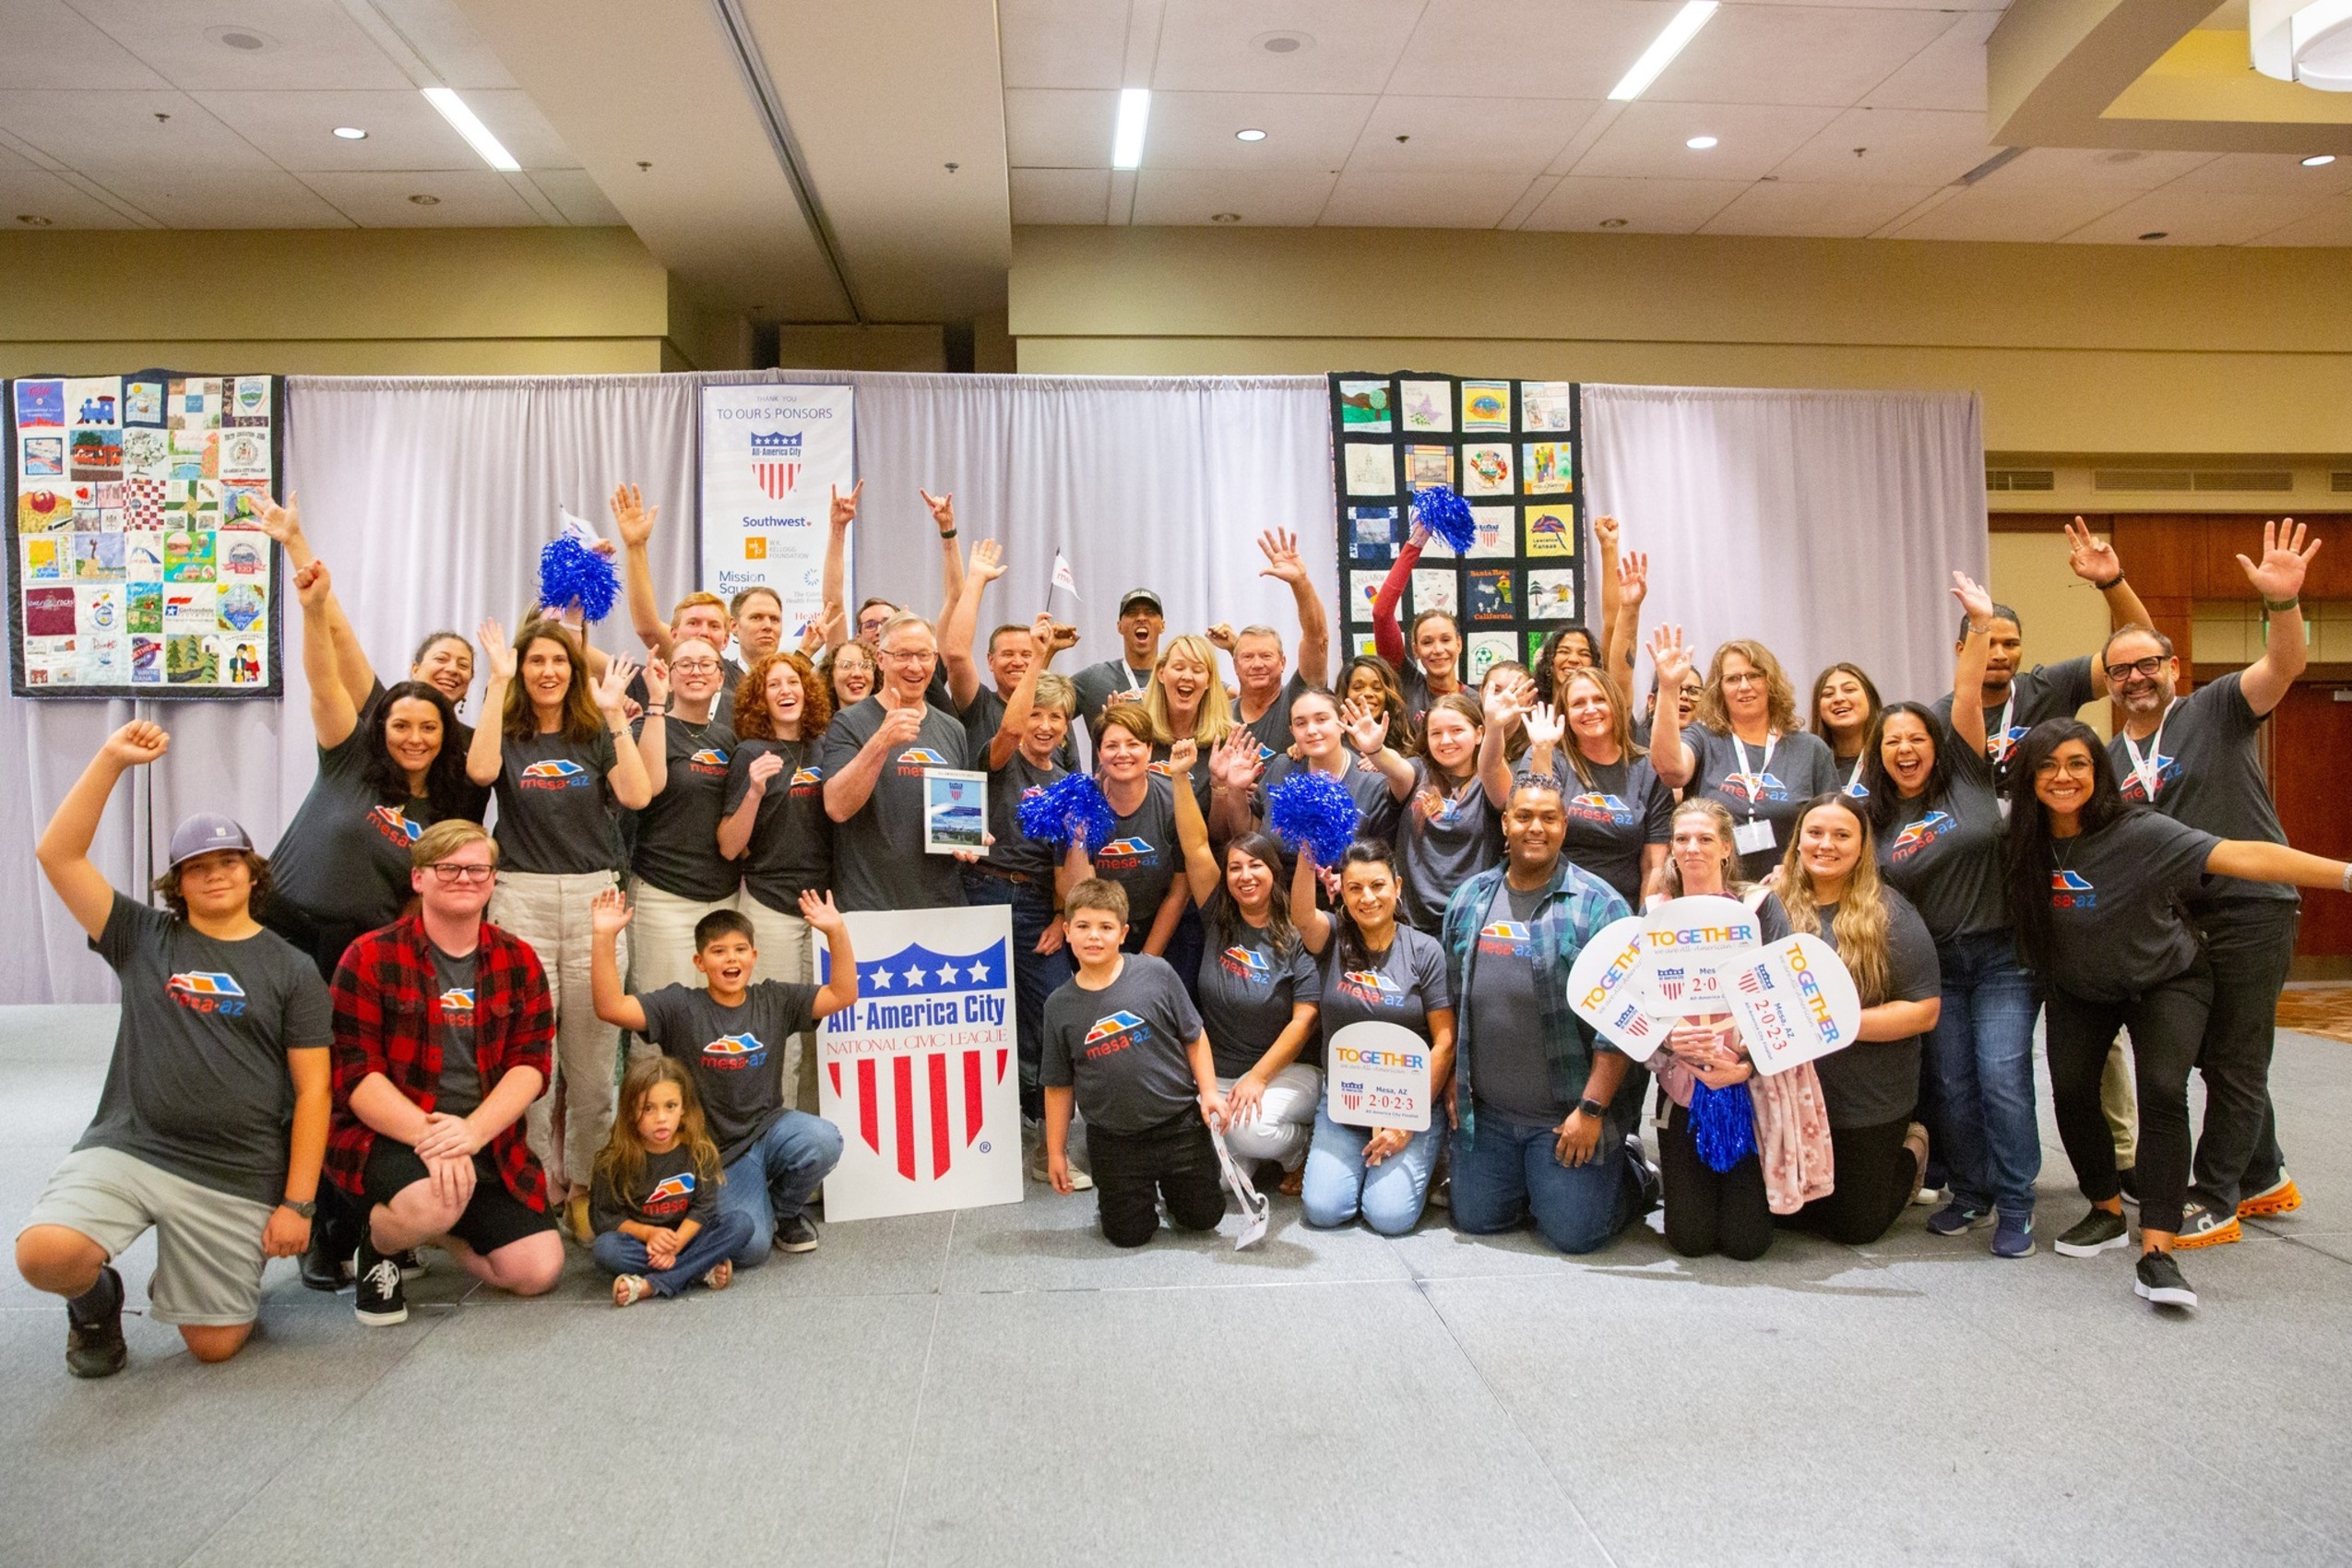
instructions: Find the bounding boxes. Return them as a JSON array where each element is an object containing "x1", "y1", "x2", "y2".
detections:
[
  {"x1": 0, "y1": 228, "x2": 753, "y2": 376},
  {"x1": 1009, "y1": 226, "x2": 2352, "y2": 458},
  {"x1": 1989, "y1": 529, "x2": 2115, "y2": 737}
]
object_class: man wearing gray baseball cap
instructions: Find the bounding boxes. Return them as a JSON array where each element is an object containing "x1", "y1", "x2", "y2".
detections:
[{"x1": 17, "y1": 722, "x2": 332, "y2": 1378}]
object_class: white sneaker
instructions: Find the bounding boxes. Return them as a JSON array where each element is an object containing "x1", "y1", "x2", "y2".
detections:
[{"x1": 1026, "y1": 1149, "x2": 1093, "y2": 1190}]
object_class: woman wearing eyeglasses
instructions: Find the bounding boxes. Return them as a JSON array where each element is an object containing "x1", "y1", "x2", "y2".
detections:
[
  {"x1": 1650, "y1": 635, "x2": 1838, "y2": 882},
  {"x1": 623, "y1": 637, "x2": 741, "y2": 1004}
]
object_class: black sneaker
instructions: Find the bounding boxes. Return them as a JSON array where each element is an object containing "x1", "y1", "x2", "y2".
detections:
[
  {"x1": 1626, "y1": 1134, "x2": 1663, "y2": 1218},
  {"x1": 2054, "y1": 1206, "x2": 2130, "y2": 1257},
  {"x1": 65, "y1": 1265, "x2": 127, "y2": 1379},
  {"x1": 353, "y1": 1237, "x2": 408, "y2": 1326},
  {"x1": 775, "y1": 1212, "x2": 820, "y2": 1254},
  {"x1": 2134, "y1": 1249, "x2": 2198, "y2": 1310},
  {"x1": 390, "y1": 1248, "x2": 426, "y2": 1280},
  {"x1": 299, "y1": 1235, "x2": 352, "y2": 1293},
  {"x1": 2116, "y1": 1165, "x2": 2139, "y2": 1206}
]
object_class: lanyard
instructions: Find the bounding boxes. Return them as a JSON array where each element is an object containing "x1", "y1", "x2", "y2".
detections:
[
  {"x1": 1842, "y1": 754, "x2": 1865, "y2": 793},
  {"x1": 2120, "y1": 698, "x2": 2178, "y2": 802},
  {"x1": 1988, "y1": 691, "x2": 2016, "y2": 763},
  {"x1": 1730, "y1": 731, "x2": 1776, "y2": 819}
]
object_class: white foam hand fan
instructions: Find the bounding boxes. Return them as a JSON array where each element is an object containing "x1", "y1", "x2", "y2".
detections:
[
  {"x1": 1638, "y1": 896, "x2": 1764, "y2": 1017},
  {"x1": 1563, "y1": 914, "x2": 1671, "y2": 1063},
  {"x1": 1720, "y1": 932, "x2": 1862, "y2": 1075}
]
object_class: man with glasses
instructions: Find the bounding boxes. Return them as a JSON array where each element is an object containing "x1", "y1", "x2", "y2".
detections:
[
  {"x1": 820, "y1": 612, "x2": 978, "y2": 910},
  {"x1": 2102, "y1": 518, "x2": 2325, "y2": 1247},
  {"x1": 327, "y1": 820, "x2": 564, "y2": 1326}
]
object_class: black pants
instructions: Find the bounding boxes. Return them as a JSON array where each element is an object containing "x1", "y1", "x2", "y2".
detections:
[
  {"x1": 1660, "y1": 1102, "x2": 1773, "y2": 1261},
  {"x1": 2045, "y1": 962, "x2": 2212, "y2": 1236},
  {"x1": 260, "y1": 896, "x2": 370, "y2": 1260},
  {"x1": 1785, "y1": 1117, "x2": 1918, "y2": 1245},
  {"x1": 2190, "y1": 900, "x2": 2297, "y2": 1210},
  {"x1": 1085, "y1": 1111, "x2": 1226, "y2": 1248}
]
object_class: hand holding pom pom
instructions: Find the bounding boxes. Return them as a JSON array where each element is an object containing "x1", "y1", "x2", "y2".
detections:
[
  {"x1": 539, "y1": 535, "x2": 621, "y2": 624},
  {"x1": 1266, "y1": 769, "x2": 1360, "y2": 867},
  {"x1": 1411, "y1": 485, "x2": 1477, "y2": 555}
]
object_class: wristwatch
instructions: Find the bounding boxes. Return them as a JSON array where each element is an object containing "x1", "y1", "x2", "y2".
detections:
[
  {"x1": 281, "y1": 1197, "x2": 317, "y2": 1218},
  {"x1": 1575, "y1": 1097, "x2": 1607, "y2": 1122}
]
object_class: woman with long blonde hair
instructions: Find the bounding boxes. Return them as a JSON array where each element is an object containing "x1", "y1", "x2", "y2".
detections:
[{"x1": 1522, "y1": 666, "x2": 1671, "y2": 909}]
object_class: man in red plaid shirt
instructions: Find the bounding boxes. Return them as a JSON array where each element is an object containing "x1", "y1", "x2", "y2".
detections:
[{"x1": 328, "y1": 820, "x2": 564, "y2": 1325}]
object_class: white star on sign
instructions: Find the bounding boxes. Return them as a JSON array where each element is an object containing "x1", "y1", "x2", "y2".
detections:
[
  {"x1": 903, "y1": 964, "x2": 927, "y2": 987},
  {"x1": 966, "y1": 960, "x2": 991, "y2": 983},
  {"x1": 867, "y1": 967, "x2": 893, "y2": 989}
]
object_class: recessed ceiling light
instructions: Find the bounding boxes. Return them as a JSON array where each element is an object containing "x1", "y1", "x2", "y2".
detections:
[
  {"x1": 1609, "y1": 1, "x2": 1720, "y2": 101},
  {"x1": 1235, "y1": 128, "x2": 1266, "y2": 142},
  {"x1": 204, "y1": 25, "x2": 277, "y2": 52},
  {"x1": 1111, "y1": 88, "x2": 1150, "y2": 169},
  {"x1": 2302, "y1": 153, "x2": 2337, "y2": 166},
  {"x1": 422, "y1": 87, "x2": 520, "y2": 172},
  {"x1": 409, "y1": 194, "x2": 442, "y2": 206},
  {"x1": 1599, "y1": 218, "x2": 1629, "y2": 228},
  {"x1": 2138, "y1": 230, "x2": 2168, "y2": 240},
  {"x1": 1211, "y1": 212, "x2": 1241, "y2": 222},
  {"x1": 1686, "y1": 135, "x2": 1718, "y2": 149},
  {"x1": 332, "y1": 126, "x2": 368, "y2": 140},
  {"x1": 17, "y1": 214, "x2": 53, "y2": 226},
  {"x1": 1254, "y1": 31, "x2": 1313, "y2": 53}
]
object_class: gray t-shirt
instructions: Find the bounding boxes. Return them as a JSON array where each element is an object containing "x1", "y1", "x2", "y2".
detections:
[
  {"x1": 270, "y1": 731, "x2": 435, "y2": 929},
  {"x1": 589, "y1": 1142, "x2": 719, "y2": 1236},
  {"x1": 1040, "y1": 954, "x2": 1206, "y2": 1134},
  {"x1": 1552, "y1": 751, "x2": 1673, "y2": 909},
  {"x1": 1465, "y1": 881, "x2": 1558, "y2": 1123},
  {"x1": 1318, "y1": 925, "x2": 1453, "y2": 1056},
  {"x1": 815, "y1": 697, "x2": 971, "y2": 912},
  {"x1": 723, "y1": 737, "x2": 833, "y2": 914},
  {"x1": 1073, "y1": 657, "x2": 1157, "y2": 753},
  {"x1": 986, "y1": 749, "x2": 1068, "y2": 882},
  {"x1": 431, "y1": 944, "x2": 482, "y2": 1119},
  {"x1": 2107, "y1": 673, "x2": 2293, "y2": 909},
  {"x1": 493, "y1": 727, "x2": 624, "y2": 875},
  {"x1": 636, "y1": 980, "x2": 820, "y2": 1167},
  {"x1": 1237, "y1": 671, "x2": 1311, "y2": 758},
  {"x1": 79, "y1": 894, "x2": 333, "y2": 1207},
  {"x1": 2042, "y1": 811, "x2": 2220, "y2": 1003},
  {"x1": 1092, "y1": 776, "x2": 1183, "y2": 931},
  {"x1": 1681, "y1": 725, "x2": 1840, "y2": 882},
  {"x1": 1934, "y1": 656, "x2": 2096, "y2": 788},
  {"x1": 1195, "y1": 918, "x2": 1322, "y2": 1078},
  {"x1": 1807, "y1": 891, "x2": 1940, "y2": 1129},
  {"x1": 630, "y1": 715, "x2": 741, "y2": 903},
  {"x1": 1397, "y1": 759, "x2": 1502, "y2": 932},
  {"x1": 1874, "y1": 737, "x2": 2008, "y2": 944}
]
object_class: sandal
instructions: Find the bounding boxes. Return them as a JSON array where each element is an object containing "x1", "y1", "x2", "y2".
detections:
[
  {"x1": 701, "y1": 1259, "x2": 734, "y2": 1292},
  {"x1": 612, "y1": 1274, "x2": 653, "y2": 1308}
]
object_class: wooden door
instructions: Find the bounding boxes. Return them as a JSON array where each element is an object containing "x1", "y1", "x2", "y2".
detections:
[{"x1": 2272, "y1": 681, "x2": 2352, "y2": 957}]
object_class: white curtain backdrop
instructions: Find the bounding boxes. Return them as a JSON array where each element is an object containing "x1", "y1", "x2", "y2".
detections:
[{"x1": 1580, "y1": 384, "x2": 1986, "y2": 714}]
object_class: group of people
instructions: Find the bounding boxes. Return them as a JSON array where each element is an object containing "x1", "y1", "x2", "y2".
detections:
[{"x1": 16, "y1": 481, "x2": 2347, "y2": 1379}]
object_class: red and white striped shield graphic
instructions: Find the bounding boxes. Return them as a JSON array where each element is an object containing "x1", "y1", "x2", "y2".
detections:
[
  {"x1": 754, "y1": 460, "x2": 802, "y2": 498},
  {"x1": 828, "y1": 1047, "x2": 1011, "y2": 1182}
]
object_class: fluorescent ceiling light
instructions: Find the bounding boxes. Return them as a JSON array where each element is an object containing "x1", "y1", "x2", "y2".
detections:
[
  {"x1": 2303, "y1": 152, "x2": 2337, "y2": 164},
  {"x1": 1112, "y1": 89, "x2": 1151, "y2": 169},
  {"x1": 332, "y1": 125, "x2": 367, "y2": 140},
  {"x1": 422, "y1": 87, "x2": 519, "y2": 172},
  {"x1": 1608, "y1": 1, "x2": 1720, "y2": 101},
  {"x1": 1685, "y1": 135, "x2": 1717, "y2": 148}
]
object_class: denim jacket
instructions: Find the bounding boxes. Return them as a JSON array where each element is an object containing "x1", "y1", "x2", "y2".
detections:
[{"x1": 1439, "y1": 857, "x2": 1631, "y2": 1152}]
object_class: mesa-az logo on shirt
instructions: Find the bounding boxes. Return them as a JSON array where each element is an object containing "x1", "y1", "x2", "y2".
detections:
[
  {"x1": 167, "y1": 970, "x2": 246, "y2": 1016},
  {"x1": 1083, "y1": 1009, "x2": 1150, "y2": 1057},
  {"x1": 643, "y1": 1171, "x2": 695, "y2": 1219},
  {"x1": 702, "y1": 1030, "x2": 766, "y2": 1070},
  {"x1": 789, "y1": 764, "x2": 823, "y2": 797},
  {"x1": 896, "y1": 746, "x2": 948, "y2": 777},
  {"x1": 2117, "y1": 753, "x2": 2180, "y2": 804},
  {"x1": 1890, "y1": 811, "x2": 1954, "y2": 862},
  {"x1": 1220, "y1": 945, "x2": 1273, "y2": 986},
  {"x1": 1477, "y1": 921, "x2": 1533, "y2": 958},
  {"x1": 1094, "y1": 835, "x2": 1157, "y2": 870},
  {"x1": 2050, "y1": 869, "x2": 2097, "y2": 909},
  {"x1": 437, "y1": 988, "x2": 475, "y2": 1029},
  {"x1": 518, "y1": 758, "x2": 590, "y2": 790},
  {"x1": 687, "y1": 747, "x2": 731, "y2": 779},
  {"x1": 367, "y1": 804, "x2": 422, "y2": 848},
  {"x1": 1336, "y1": 968, "x2": 1408, "y2": 1008},
  {"x1": 1721, "y1": 771, "x2": 1787, "y2": 803},
  {"x1": 1567, "y1": 792, "x2": 1636, "y2": 827}
]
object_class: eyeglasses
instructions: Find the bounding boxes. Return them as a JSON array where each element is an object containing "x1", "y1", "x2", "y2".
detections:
[
  {"x1": 877, "y1": 647, "x2": 935, "y2": 664},
  {"x1": 669, "y1": 659, "x2": 721, "y2": 674},
  {"x1": 1721, "y1": 671, "x2": 1766, "y2": 688},
  {"x1": 426, "y1": 862, "x2": 495, "y2": 884},
  {"x1": 2103, "y1": 655, "x2": 2167, "y2": 683}
]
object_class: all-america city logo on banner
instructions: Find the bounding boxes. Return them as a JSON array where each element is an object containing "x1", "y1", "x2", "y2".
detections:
[{"x1": 697, "y1": 382, "x2": 854, "y2": 646}]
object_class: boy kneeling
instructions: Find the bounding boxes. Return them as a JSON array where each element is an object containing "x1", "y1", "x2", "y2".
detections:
[
  {"x1": 1042, "y1": 879, "x2": 1230, "y2": 1247},
  {"x1": 592, "y1": 891, "x2": 853, "y2": 1262}
]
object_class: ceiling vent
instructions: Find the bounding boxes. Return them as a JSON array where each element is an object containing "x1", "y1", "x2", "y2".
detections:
[
  {"x1": 2331, "y1": 471, "x2": 2352, "y2": 493},
  {"x1": 2092, "y1": 469, "x2": 2293, "y2": 493},
  {"x1": 1986, "y1": 469, "x2": 2055, "y2": 491}
]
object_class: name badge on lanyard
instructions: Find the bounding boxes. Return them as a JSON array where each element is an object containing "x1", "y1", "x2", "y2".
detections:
[
  {"x1": 1733, "y1": 817, "x2": 1776, "y2": 855},
  {"x1": 2122, "y1": 700, "x2": 2176, "y2": 802},
  {"x1": 1729, "y1": 731, "x2": 1777, "y2": 855}
]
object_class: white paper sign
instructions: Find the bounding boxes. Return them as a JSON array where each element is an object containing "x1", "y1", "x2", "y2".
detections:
[
  {"x1": 1722, "y1": 933, "x2": 1863, "y2": 1075},
  {"x1": 1640, "y1": 896, "x2": 1764, "y2": 1017},
  {"x1": 699, "y1": 382, "x2": 853, "y2": 641},
  {"x1": 557, "y1": 505, "x2": 603, "y2": 546},
  {"x1": 815, "y1": 905, "x2": 1021, "y2": 1220},
  {"x1": 1564, "y1": 913, "x2": 1673, "y2": 1062},
  {"x1": 1324, "y1": 1020, "x2": 1433, "y2": 1132}
]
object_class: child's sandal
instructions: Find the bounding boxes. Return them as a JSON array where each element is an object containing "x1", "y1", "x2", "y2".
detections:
[
  {"x1": 701, "y1": 1259, "x2": 733, "y2": 1291},
  {"x1": 612, "y1": 1274, "x2": 653, "y2": 1308}
]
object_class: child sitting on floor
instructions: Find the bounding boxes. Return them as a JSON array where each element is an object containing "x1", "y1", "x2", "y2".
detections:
[{"x1": 590, "y1": 1057, "x2": 753, "y2": 1306}]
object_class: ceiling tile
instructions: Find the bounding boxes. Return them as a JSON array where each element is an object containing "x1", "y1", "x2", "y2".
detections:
[
  {"x1": 2059, "y1": 184, "x2": 2327, "y2": 245},
  {"x1": 0, "y1": 165, "x2": 146, "y2": 227},
  {"x1": 1129, "y1": 166, "x2": 1336, "y2": 224},
  {"x1": 1699, "y1": 178, "x2": 1938, "y2": 235},
  {"x1": 1145, "y1": 90, "x2": 1375, "y2": 170},
  {"x1": 81, "y1": 166, "x2": 355, "y2": 226},
  {"x1": 1318, "y1": 169, "x2": 1536, "y2": 227},
  {"x1": 998, "y1": 0, "x2": 1132, "y2": 89},
  {"x1": 296, "y1": 168, "x2": 545, "y2": 226},
  {"x1": 1571, "y1": 101, "x2": 1840, "y2": 183},
  {"x1": 1770, "y1": 108, "x2": 1998, "y2": 186},
  {"x1": 1521, "y1": 173, "x2": 1748, "y2": 232},
  {"x1": 1004, "y1": 88, "x2": 1119, "y2": 167},
  {"x1": 525, "y1": 168, "x2": 624, "y2": 225},
  {"x1": 2240, "y1": 194, "x2": 2352, "y2": 245},
  {"x1": 1011, "y1": 165, "x2": 1112, "y2": 222},
  {"x1": 1148, "y1": 0, "x2": 1426, "y2": 94},
  {"x1": 362, "y1": 0, "x2": 520, "y2": 90},
  {"x1": 1348, "y1": 95, "x2": 1604, "y2": 176},
  {"x1": 2171, "y1": 150, "x2": 2352, "y2": 196},
  {"x1": 0, "y1": 1, "x2": 170, "y2": 89},
  {"x1": 1884, "y1": 181, "x2": 2138, "y2": 242},
  {"x1": 0, "y1": 90, "x2": 271, "y2": 171},
  {"x1": 189, "y1": 89, "x2": 480, "y2": 172},
  {"x1": 1389, "y1": 0, "x2": 1683, "y2": 101},
  {"x1": 445, "y1": 89, "x2": 578, "y2": 172},
  {"x1": 1991, "y1": 147, "x2": 2220, "y2": 189},
  {"x1": 1648, "y1": 6, "x2": 1957, "y2": 107},
  {"x1": 67, "y1": 0, "x2": 414, "y2": 90},
  {"x1": 1863, "y1": 12, "x2": 2001, "y2": 111}
]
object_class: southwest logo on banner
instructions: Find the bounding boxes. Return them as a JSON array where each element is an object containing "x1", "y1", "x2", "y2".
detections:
[
  {"x1": 816, "y1": 907, "x2": 1021, "y2": 1221},
  {"x1": 167, "y1": 970, "x2": 246, "y2": 1016},
  {"x1": 701, "y1": 384, "x2": 853, "y2": 632}
]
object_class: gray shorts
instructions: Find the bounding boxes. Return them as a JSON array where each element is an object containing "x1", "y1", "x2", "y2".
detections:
[{"x1": 19, "y1": 1146, "x2": 274, "y2": 1326}]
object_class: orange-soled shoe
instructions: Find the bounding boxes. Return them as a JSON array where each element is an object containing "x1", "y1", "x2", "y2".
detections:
[
  {"x1": 2173, "y1": 1202, "x2": 2241, "y2": 1250},
  {"x1": 2238, "y1": 1174, "x2": 2301, "y2": 1218}
]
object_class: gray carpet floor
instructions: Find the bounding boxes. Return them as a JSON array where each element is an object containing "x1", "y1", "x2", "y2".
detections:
[{"x1": 4, "y1": 1002, "x2": 2349, "y2": 1567}]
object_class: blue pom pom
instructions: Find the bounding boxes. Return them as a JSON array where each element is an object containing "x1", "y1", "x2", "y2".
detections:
[
  {"x1": 1266, "y1": 768, "x2": 1360, "y2": 866},
  {"x1": 538, "y1": 535, "x2": 620, "y2": 624},
  {"x1": 1412, "y1": 484, "x2": 1476, "y2": 555},
  {"x1": 1017, "y1": 771, "x2": 1117, "y2": 849},
  {"x1": 1689, "y1": 1080, "x2": 1757, "y2": 1174}
]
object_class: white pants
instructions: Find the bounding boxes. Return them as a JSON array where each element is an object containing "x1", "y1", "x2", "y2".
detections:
[
  {"x1": 740, "y1": 896, "x2": 817, "y2": 1114},
  {"x1": 625, "y1": 876, "x2": 742, "y2": 1063},
  {"x1": 1218, "y1": 1063, "x2": 1323, "y2": 1169},
  {"x1": 491, "y1": 868, "x2": 625, "y2": 1194}
]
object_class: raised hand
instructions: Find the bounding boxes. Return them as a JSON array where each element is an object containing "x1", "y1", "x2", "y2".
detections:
[
  {"x1": 968, "y1": 538, "x2": 1005, "y2": 584},
  {"x1": 641, "y1": 657, "x2": 671, "y2": 707},
  {"x1": 879, "y1": 705, "x2": 924, "y2": 749},
  {"x1": 1951, "y1": 570, "x2": 1996, "y2": 628},
  {"x1": 830, "y1": 481, "x2": 863, "y2": 531},
  {"x1": 1482, "y1": 671, "x2": 1534, "y2": 729},
  {"x1": 1205, "y1": 622, "x2": 1238, "y2": 653},
  {"x1": 1028, "y1": 612, "x2": 1056, "y2": 659},
  {"x1": 920, "y1": 488, "x2": 955, "y2": 535},
  {"x1": 589, "y1": 887, "x2": 635, "y2": 938},
  {"x1": 1618, "y1": 550, "x2": 1648, "y2": 609},
  {"x1": 797, "y1": 888, "x2": 848, "y2": 937},
  {"x1": 1592, "y1": 514, "x2": 1621, "y2": 552},
  {"x1": 293, "y1": 559, "x2": 332, "y2": 611},
  {"x1": 1340, "y1": 695, "x2": 1390, "y2": 754},
  {"x1": 1524, "y1": 700, "x2": 1565, "y2": 751},
  {"x1": 800, "y1": 604, "x2": 843, "y2": 657},
  {"x1": 1256, "y1": 528, "x2": 1308, "y2": 586},
  {"x1": 746, "y1": 750, "x2": 784, "y2": 791},
  {"x1": 1407, "y1": 521, "x2": 1432, "y2": 552},
  {"x1": 1208, "y1": 729, "x2": 1263, "y2": 790},
  {"x1": 610, "y1": 482, "x2": 656, "y2": 548},
  {"x1": 101, "y1": 720, "x2": 169, "y2": 768},
  {"x1": 2236, "y1": 517, "x2": 2322, "y2": 604},
  {"x1": 1049, "y1": 622, "x2": 1081, "y2": 653},
  {"x1": 591, "y1": 656, "x2": 639, "y2": 718},
  {"x1": 479, "y1": 618, "x2": 516, "y2": 683},
  {"x1": 1167, "y1": 737, "x2": 1198, "y2": 776},
  {"x1": 253, "y1": 493, "x2": 302, "y2": 546},
  {"x1": 2064, "y1": 516, "x2": 2122, "y2": 587},
  {"x1": 1646, "y1": 624, "x2": 1693, "y2": 694}
]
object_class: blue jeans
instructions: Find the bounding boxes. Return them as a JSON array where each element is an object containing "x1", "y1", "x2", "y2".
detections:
[
  {"x1": 590, "y1": 1208, "x2": 754, "y2": 1297},
  {"x1": 718, "y1": 1111, "x2": 844, "y2": 1266},
  {"x1": 1301, "y1": 1102, "x2": 1445, "y2": 1235},
  {"x1": 964, "y1": 873, "x2": 1072, "y2": 1121},
  {"x1": 1450, "y1": 1107, "x2": 1638, "y2": 1254},
  {"x1": 1927, "y1": 930, "x2": 2042, "y2": 1221}
]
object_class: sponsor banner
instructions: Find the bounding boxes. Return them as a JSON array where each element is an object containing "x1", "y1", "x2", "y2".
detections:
[
  {"x1": 698, "y1": 382, "x2": 853, "y2": 645},
  {"x1": 1722, "y1": 933, "x2": 1862, "y2": 1076},
  {"x1": 815, "y1": 905, "x2": 1020, "y2": 1221},
  {"x1": 1324, "y1": 1019, "x2": 1433, "y2": 1132},
  {"x1": 1563, "y1": 913, "x2": 1671, "y2": 1062},
  {"x1": 1638, "y1": 895, "x2": 1760, "y2": 1017}
]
